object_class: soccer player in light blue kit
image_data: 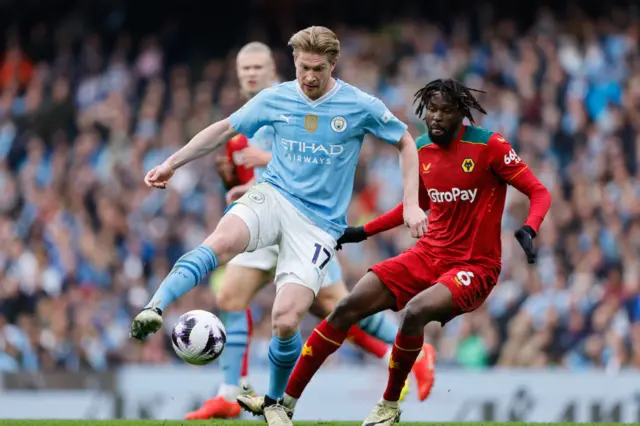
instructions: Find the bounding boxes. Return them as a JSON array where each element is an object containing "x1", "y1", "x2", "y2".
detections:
[
  {"x1": 188, "y1": 41, "x2": 416, "y2": 422},
  {"x1": 130, "y1": 26, "x2": 427, "y2": 425}
]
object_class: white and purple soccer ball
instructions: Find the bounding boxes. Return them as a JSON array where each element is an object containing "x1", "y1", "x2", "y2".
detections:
[{"x1": 171, "y1": 310, "x2": 226, "y2": 365}]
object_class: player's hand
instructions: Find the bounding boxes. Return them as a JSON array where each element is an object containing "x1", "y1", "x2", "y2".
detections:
[
  {"x1": 336, "y1": 226, "x2": 367, "y2": 250},
  {"x1": 226, "y1": 185, "x2": 248, "y2": 205},
  {"x1": 144, "y1": 163, "x2": 175, "y2": 189},
  {"x1": 240, "y1": 146, "x2": 270, "y2": 168},
  {"x1": 515, "y1": 225, "x2": 537, "y2": 264},
  {"x1": 403, "y1": 204, "x2": 428, "y2": 238}
]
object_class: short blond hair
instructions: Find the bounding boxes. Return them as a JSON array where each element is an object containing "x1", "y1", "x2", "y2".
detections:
[
  {"x1": 238, "y1": 41, "x2": 272, "y2": 57},
  {"x1": 288, "y1": 26, "x2": 340, "y2": 63}
]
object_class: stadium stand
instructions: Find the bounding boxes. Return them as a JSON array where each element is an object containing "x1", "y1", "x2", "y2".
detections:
[{"x1": 1, "y1": 0, "x2": 640, "y2": 373}]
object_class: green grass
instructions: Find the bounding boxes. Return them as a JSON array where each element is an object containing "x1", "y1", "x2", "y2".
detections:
[{"x1": 0, "y1": 422, "x2": 605, "y2": 426}]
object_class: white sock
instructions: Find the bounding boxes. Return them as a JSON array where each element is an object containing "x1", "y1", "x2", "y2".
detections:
[
  {"x1": 381, "y1": 398, "x2": 399, "y2": 407},
  {"x1": 217, "y1": 384, "x2": 241, "y2": 401},
  {"x1": 283, "y1": 393, "x2": 298, "y2": 409}
]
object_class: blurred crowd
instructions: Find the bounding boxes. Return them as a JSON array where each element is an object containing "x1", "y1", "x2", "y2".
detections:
[{"x1": 1, "y1": 4, "x2": 640, "y2": 374}]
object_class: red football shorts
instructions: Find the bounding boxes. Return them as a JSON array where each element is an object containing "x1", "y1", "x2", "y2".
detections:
[{"x1": 370, "y1": 244, "x2": 500, "y2": 323}]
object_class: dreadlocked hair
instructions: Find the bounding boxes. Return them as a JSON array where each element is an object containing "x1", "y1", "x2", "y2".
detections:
[{"x1": 413, "y1": 79, "x2": 487, "y2": 125}]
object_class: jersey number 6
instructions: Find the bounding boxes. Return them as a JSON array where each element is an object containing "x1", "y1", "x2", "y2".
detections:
[
  {"x1": 312, "y1": 243, "x2": 332, "y2": 269},
  {"x1": 456, "y1": 271, "x2": 475, "y2": 286}
]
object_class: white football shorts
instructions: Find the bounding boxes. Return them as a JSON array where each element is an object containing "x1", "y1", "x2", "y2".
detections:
[
  {"x1": 226, "y1": 183, "x2": 338, "y2": 294},
  {"x1": 228, "y1": 246, "x2": 343, "y2": 288}
]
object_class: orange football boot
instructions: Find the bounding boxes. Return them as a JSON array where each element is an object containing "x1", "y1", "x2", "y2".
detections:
[
  {"x1": 184, "y1": 396, "x2": 241, "y2": 420},
  {"x1": 412, "y1": 343, "x2": 436, "y2": 401}
]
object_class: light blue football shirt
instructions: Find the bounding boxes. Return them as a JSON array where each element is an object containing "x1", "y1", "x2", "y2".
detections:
[{"x1": 228, "y1": 79, "x2": 407, "y2": 239}]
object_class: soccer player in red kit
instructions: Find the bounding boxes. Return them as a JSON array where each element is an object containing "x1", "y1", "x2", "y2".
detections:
[{"x1": 279, "y1": 79, "x2": 551, "y2": 425}]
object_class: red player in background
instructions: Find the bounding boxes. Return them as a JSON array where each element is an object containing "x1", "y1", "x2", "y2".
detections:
[
  {"x1": 226, "y1": 134, "x2": 255, "y2": 185},
  {"x1": 266, "y1": 79, "x2": 553, "y2": 425},
  {"x1": 216, "y1": 134, "x2": 255, "y2": 189}
]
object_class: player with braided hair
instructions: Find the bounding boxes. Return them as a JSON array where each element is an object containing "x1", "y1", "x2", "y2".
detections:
[
  {"x1": 268, "y1": 78, "x2": 552, "y2": 426},
  {"x1": 412, "y1": 78, "x2": 487, "y2": 125}
]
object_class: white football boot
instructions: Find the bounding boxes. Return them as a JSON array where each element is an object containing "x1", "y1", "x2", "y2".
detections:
[
  {"x1": 361, "y1": 401, "x2": 401, "y2": 426},
  {"x1": 264, "y1": 403, "x2": 294, "y2": 426},
  {"x1": 237, "y1": 394, "x2": 295, "y2": 418}
]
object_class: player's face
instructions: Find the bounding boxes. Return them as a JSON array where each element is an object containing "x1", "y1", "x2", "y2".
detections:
[
  {"x1": 236, "y1": 51, "x2": 275, "y2": 98},
  {"x1": 294, "y1": 52, "x2": 335, "y2": 100},
  {"x1": 426, "y1": 92, "x2": 463, "y2": 145}
]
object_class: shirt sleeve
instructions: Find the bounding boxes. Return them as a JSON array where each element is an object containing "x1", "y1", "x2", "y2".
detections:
[
  {"x1": 228, "y1": 88, "x2": 274, "y2": 138},
  {"x1": 488, "y1": 133, "x2": 528, "y2": 182},
  {"x1": 489, "y1": 133, "x2": 551, "y2": 233},
  {"x1": 363, "y1": 94, "x2": 408, "y2": 144}
]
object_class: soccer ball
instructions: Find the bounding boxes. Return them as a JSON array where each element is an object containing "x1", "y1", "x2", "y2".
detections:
[{"x1": 171, "y1": 310, "x2": 226, "y2": 365}]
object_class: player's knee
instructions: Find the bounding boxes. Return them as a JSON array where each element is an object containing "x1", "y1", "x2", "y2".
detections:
[
  {"x1": 402, "y1": 283, "x2": 455, "y2": 331},
  {"x1": 203, "y1": 217, "x2": 251, "y2": 263},
  {"x1": 403, "y1": 301, "x2": 429, "y2": 329},
  {"x1": 271, "y1": 309, "x2": 301, "y2": 337},
  {"x1": 328, "y1": 296, "x2": 362, "y2": 329},
  {"x1": 216, "y1": 289, "x2": 247, "y2": 311},
  {"x1": 271, "y1": 283, "x2": 315, "y2": 337},
  {"x1": 203, "y1": 231, "x2": 240, "y2": 264}
]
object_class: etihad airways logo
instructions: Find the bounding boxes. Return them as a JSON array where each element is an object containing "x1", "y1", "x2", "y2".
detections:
[
  {"x1": 281, "y1": 138, "x2": 343, "y2": 165},
  {"x1": 427, "y1": 188, "x2": 478, "y2": 203}
]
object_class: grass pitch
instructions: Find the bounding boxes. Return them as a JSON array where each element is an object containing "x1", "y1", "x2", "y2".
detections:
[{"x1": 0, "y1": 421, "x2": 604, "y2": 426}]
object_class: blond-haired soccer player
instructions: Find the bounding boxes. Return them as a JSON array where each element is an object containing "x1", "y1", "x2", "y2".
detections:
[
  {"x1": 131, "y1": 26, "x2": 427, "y2": 426},
  {"x1": 188, "y1": 40, "x2": 431, "y2": 422}
]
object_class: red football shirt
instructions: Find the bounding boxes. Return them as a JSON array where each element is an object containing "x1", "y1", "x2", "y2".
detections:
[
  {"x1": 365, "y1": 125, "x2": 551, "y2": 267},
  {"x1": 225, "y1": 134, "x2": 254, "y2": 185}
]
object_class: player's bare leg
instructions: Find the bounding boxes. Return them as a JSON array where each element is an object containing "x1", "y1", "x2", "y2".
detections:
[
  {"x1": 185, "y1": 264, "x2": 265, "y2": 420},
  {"x1": 130, "y1": 214, "x2": 250, "y2": 341},
  {"x1": 310, "y1": 282, "x2": 411, "y2": 401},
  {"x1": 237, "y1": 281, "x2": 315, "y2": 425}
]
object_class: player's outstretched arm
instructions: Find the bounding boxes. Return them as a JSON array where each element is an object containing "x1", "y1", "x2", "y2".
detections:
[
  {"x1": 149, "y1": 86, "x2": 274, "y2": 188},
  {"x1": 167, "y1": 119, "x2": 238, "y2": 170},
  {"x1": 396, "y1": 132, "x2": 428, "y2": 238},
  {"x1": 335, "y1": 179, "x2": 430, "y2": 249},
  {"x1": 145, "y1": 120, "x2": 238, "y2": 189}
]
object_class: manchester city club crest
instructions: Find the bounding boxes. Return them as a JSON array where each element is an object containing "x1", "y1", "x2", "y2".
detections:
[
  {"x1": 331, "y1": 116, "x2": 347, "y2": 133},
  {"x1": 248, "y1": 191, "x2": 265, "y2": 204},
  {"x1": 304, "y1": 114, "x2": 318, "y2": 133}
]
